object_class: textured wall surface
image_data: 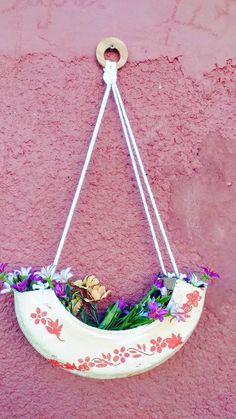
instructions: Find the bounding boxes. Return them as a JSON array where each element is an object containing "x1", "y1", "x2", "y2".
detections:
[{"x1": 0, "y1": 1, "x2": 236, "y2": 418}]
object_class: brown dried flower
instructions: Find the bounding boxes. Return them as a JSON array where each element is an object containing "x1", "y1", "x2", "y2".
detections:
[
  {"x1": 73, "y1": 275, "x2": 111, "y2": 302},
  {"x1": 73, "y1": 275, "x2": 100, "y2": 289},
  {"x1": 85, "y1": 284, "x2": 111, "y2": 302}
]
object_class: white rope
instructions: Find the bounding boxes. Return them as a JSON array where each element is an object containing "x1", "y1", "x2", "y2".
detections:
[
  {"x1": 112, "y1": 83, "x2": 179, "y2": 277},
  {"x1": 52, "y1": 59, "x2": 179, "y2": 278},
  {"x1": 111, "y1": 82, "x2": 167, "y2": 274},
  {"x1": 53, "y1": 70, "x2": 112, "y2": 271}
]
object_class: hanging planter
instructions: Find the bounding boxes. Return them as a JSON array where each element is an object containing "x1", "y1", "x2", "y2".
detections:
[
  {"x1": 0, "y1": 38, "x2": 219, "y2": 379},
  {"x1": 13, "y1": 279, "x2": 205, "y2": 379}
]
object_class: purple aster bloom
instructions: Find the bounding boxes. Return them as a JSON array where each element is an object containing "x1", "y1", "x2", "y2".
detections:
[
  {"x1": 11, "y1": 278, "x2": 29, "y2": 292},
  {"x1": 148, "y1": 300, "x2": 168, "y2": 321},
  {"x1": 153, "y1": 276, "x2": 164, "y2": 289},
  {"x1": 53, "y1": 281, "x2": 67, "y2": 298},
  {"x1": 29, "y1": 272, "x2": 43, "y2": 282},
  {"x1": 117, "y1": 297, "x2": 125, "y2": 310},
  {"x1": 200, "y1": 266, "x2": 220, "y2": 279},
  {"x1": 0, "y1": 263, "x2": 8, "y2": 273},
  {"x1": 148, "y1": 300, "x2": 158, "y2": 312},
  {"x1": 184, "y1": 275, "x2": 191, "y2": 283},
  {"x1": 15, "y1": 267, "x2": 31, "y2": 278},
  {"x1": 123, "y1": 308, "x2": 130, "y2": 315}
]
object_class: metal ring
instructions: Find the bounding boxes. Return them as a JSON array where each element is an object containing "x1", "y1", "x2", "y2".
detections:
[{"x1": 96, "y1": 37, "x2": 128, "y2": 69}]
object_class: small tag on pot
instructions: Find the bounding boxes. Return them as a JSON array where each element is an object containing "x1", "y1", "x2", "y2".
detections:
[{"x1": 164, "y1": 277, "x2": 176, "y2": 290}]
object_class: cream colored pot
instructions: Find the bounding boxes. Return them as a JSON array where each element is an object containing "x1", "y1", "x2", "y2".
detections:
[{"x1": 14, "y1": 279, "x2": 205, "y2": 379}]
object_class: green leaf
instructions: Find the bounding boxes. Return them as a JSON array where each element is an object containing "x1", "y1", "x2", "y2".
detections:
[
  {"x1": 89, "y1": 305, "x2": 99, "y2": 325},
  {"x1": 45, "y1": 276, "x2": 53, "y2": 288},
  {"x1": 80, "y1": 307, "x2": 86, "y2": 322},
  {"x1": 157, "y1": 295, "x2": 171, "y2": 305},
  {"x1": 29, "y1": 281, "x2": 39, "y2": 290},
  {"x1": 139, "y1": 285, "x2": 157, "y2": 305},
  {"x1": 80, "y1": 307, "x2": 97, "y2": 327},
  {"x1": 99, "y1": 303, "x2": 120, "y2": 329},
  {"x1": 65, "y1": 284, "x2": 70, "y2": 298}
]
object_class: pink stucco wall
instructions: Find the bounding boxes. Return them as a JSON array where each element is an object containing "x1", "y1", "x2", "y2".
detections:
[{"x1": 0, "y1": 1, "x2": 236, "y2": 418}]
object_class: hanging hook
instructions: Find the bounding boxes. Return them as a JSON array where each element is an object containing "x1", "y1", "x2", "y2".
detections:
[{"x1": 96, "y1": 37, "x2": 128, "y2": 69}]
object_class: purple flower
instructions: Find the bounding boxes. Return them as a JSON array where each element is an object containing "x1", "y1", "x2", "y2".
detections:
[
  {"x1": 148, "y1": 300, "x2": 168, "y2": 321},
  {"x1": 153, "y1": 276, "x2": 164, "y2": 289},
  {"x1": 15, "y1": 267, "x2": 31, "y2": 278},
  {"x1": 29, "y1": 272, "x2": 43, "y2": 282},
  {"x1": 117, "y1": 297, "x2": 125, "y2": 310},
  {"x1": 0, "y1": 263, "x2": 8, "y2": 273},
  {"x1": 200, "y1": 266, "x2": 220, "y2": 279},
  {"x1": 11, "y1": 278, "x2": 29, "y2": 292},
  {"x1": 53, "y1": 281, "x2": 67, "y2": 298}
]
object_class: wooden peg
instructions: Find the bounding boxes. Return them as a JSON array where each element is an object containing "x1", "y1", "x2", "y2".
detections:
[{"x1": 96, "y1": 37, "x2": 128, "y2": 69}]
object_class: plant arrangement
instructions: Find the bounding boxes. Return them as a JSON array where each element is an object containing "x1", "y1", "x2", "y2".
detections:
[{"x1": 0, "y1": 263, "x2": 219, "y2": 330}]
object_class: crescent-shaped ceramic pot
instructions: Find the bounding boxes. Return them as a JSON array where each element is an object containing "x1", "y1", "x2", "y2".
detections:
[{"x1": 14, "y1": 279, "x2": 205, "y2": 379}]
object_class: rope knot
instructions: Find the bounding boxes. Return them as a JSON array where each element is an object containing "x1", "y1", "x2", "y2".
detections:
[{"x1": 103, "y1": 60, "x2": 117, "y2": 85}]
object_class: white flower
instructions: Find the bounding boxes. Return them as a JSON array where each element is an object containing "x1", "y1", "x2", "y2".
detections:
[
  {"x1": 189, "y1": 273, "x2": 207, "y2": 288},
  {"x1": 32, "y1": 282, "x2": 49, "y2": 290},
  {"x1": 15, "y1": 267, "x2": 32, "y2": 278},
  {"x1": 167, "y1": 272, "x2": 187, "y2": 280},
  {"x1": 7, "y1": 272, "x2": 17, "y2": 283},
  {"x1": 167, "y1": 299, "x2": 176, "y2": 312},
  {"x1": 179, "y1": 272, "x2": 187, "y2": 280},
  {"x1": 35, "y1": 264, "x2": 56, "y2": 280},
  {"x1": 167, "y1": 299, "x2": 186, "y2": 322},
  {"x1": 160, "y1": 286, "x2": 168, "y2": 296},
  {"x1": 0, "y1": 282, "x2": 12, "y2": 294},
  {"x1": 167, "y1": 272, "x2": 176, "y2": 278},
  {"x1": 53, "y1": 267, "x2": 73, "y2": 283},
  {"x1": 139, "y1": 308, "x2": 148, "y2": 317}
]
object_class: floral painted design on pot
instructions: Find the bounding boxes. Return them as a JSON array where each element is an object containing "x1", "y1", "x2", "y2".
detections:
[
  {"x1": 14, "y1": 279, "x2": 206, "y2": 379},
  {"x1": 48, "y1": 332, "x2": 183, "y2": 372},
  {"x1": 30, "y1": 307, "x2": 64, "y2": 341}
]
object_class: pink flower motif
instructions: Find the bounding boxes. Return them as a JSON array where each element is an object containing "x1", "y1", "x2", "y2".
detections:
[
  {"x1": 48, "y1": 359, "x2": 62, "y2": 367},
  {"x1": 31, "y1": 307, "x2": 47, "y2": 325},
  {"x1": 63, "y1": 362, "x2": 78, "y2": 371},
  {"x1": 78, "y1": 356, "x2": 95, "y2": 369},
  {"x1": 150, "y1": 337, "x2": 166, "y2": 353},
  {"x1": 165, "y1": 333, "x2": 182, "y2": 349},
  {"x1": 48, "y1": 359, "x2": 78, "y2": 371},
  {"x1": 113, "y1": 347, "x2": 130, "y2": 363},
  {"x1": 48, "y1": 331, "x2": 184, "y2": 372},
  {"x1": 77, "y1": 363, "x2": 90, "y2": 371},
  {"x1": 45, "y1": 318, "x2": 64, "y2": 341},
  {"x1": 181, "y1": 302, "x2": 192, "y2": 318},
  {"x1": 186, "y1": 291, "x2": 201, "y2": 307}
]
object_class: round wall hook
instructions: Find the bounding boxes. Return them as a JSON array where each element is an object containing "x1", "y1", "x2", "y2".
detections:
[{"x1": 96, "y1": 37, "x2": 128, "y2": 69}]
